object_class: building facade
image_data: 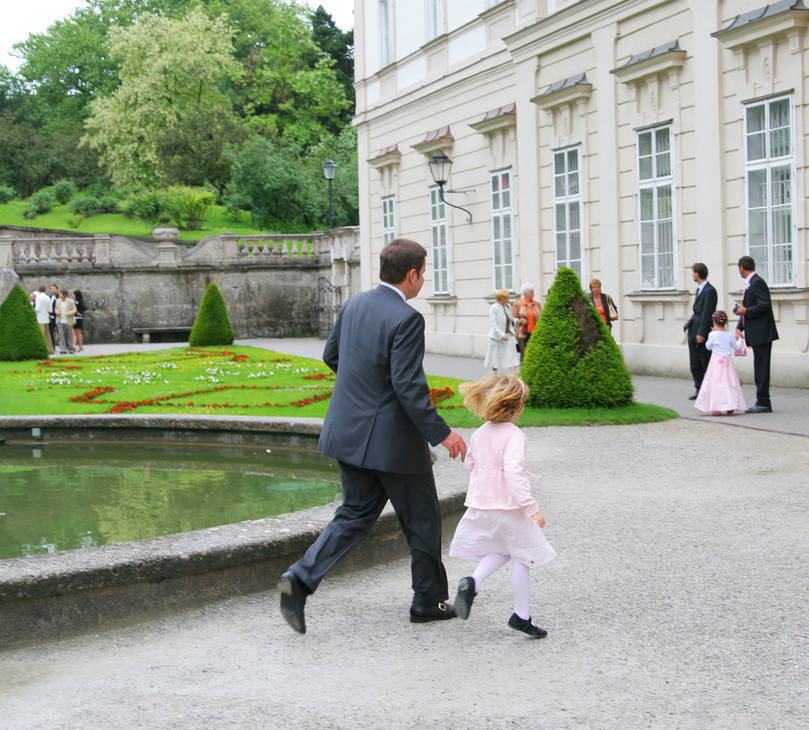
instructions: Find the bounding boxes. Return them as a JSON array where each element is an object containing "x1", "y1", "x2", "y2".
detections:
[{"x1": 353, "y1": 0, "x2": 808, "y2": 386}]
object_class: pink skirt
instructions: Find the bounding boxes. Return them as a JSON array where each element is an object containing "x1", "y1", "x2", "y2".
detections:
[
  {"x1": 694, "y1": 354, "x2": 748, "y2": 414},
  {"x1": 449, "y1": 508, "x2": 557, "y2": 567}
]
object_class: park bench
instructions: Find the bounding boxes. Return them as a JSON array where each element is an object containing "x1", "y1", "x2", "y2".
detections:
[{"x1": 132, "y1": 326, "x2": 192, "y2": 344}]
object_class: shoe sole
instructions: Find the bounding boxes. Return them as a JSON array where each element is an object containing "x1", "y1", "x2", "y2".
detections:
[
  {"x1": 508, "y1": 624, "x2": 548, "y2": 639},
  {"x1": 278, "y1": 576, "x2": 305, "y2": 634},
  {"x1": 409, "y1": 613, "x2": 456, "y2": 623},
  {"x1": 454, "y1": 578, "x2": 475, "y2": 620}
]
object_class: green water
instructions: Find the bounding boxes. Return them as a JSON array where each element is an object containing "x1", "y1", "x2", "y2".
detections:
[{"x1": 0, "y1": 442, "x2": 340, "y2": 560}]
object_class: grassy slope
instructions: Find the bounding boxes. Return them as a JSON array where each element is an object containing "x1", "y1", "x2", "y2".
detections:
[{"x1": 0, "y1": 345, "x2": 677, "y2": 427}]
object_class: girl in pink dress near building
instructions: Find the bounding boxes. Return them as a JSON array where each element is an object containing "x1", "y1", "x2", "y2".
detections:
[
  {"x1": 694, "y1": 310, "x2": 748, "y2": 416},
  {"x1": 449, "y1": 374, "x2": 556, "y2": 638}
]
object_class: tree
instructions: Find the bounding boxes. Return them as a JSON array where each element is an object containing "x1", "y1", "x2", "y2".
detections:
[
  {"x1": 189, "y1": 283, "x2": 235, "y2": 346},
  {"x1": 521, "y1": 268, "x2": 633, "y2": 408},
  {"x1": 310, "y1": 5, "x2": 354, "y2": 120},
  {"x1": 83, "y1": 7, "x2": 240, "y2": 189},
  {"x1": 0, "y1": 285, "x2": 49, "y2": 361}
]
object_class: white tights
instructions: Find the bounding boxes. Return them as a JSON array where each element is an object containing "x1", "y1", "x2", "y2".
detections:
[{"x1": 471, "y1": 553, "x2": 531, "y2": 620}]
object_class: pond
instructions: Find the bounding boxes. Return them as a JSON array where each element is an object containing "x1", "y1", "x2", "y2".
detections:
[{"x1": 0, "y1": 441, "x2": 340, "y2": 560}]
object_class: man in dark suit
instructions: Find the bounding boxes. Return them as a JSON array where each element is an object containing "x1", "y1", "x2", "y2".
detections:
[
  {"x1": 683, "y1": 262, "x2": 717, "y2": 399},
  {"x1": 278, "y1": 238, "x2": 467, "y2": 633},
  {"x1": 734, "y1": 256, "x2": 778, "y2": 413}
]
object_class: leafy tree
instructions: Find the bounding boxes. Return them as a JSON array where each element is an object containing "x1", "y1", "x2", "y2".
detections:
[
  {"x1": 0, "y1": 285, "x2": 49, "y2": 361},
  {"x1": 310, "y1": 5, "x2": 354, "y2": 120},
  {"x1": 189, "y1": 283, "x2": 235, "y2": 346},
  {"x1": 521, "y1": 268, "x2": 633, "y2": 408},
  {"x1": 83, "y1": 7, "x2": 240, "y2": 189}
]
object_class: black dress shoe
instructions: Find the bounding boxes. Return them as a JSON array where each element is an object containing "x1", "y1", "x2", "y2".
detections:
[
  {"x1": 746, "y1": 404, "x2": 772, "y2": 413},
  {"x1": 507, "y1": 613, "x2": 547, "y2": 638},
  {"x1": 688, "y1": 391, "x2": 698, "y2": 400},
  {"x1": 278, "y1": 570, "x2": 307, "y2": 634},
  {"x1": 454, "y1": 576, "x2": 476, "y2": 620},
  {"x1": 409, "y1": 601, "x2": 457, "y2": 623}
]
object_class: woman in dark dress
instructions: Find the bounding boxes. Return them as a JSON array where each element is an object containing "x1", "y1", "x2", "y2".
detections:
[{"x1": 73, "y1": 290, "x2": 87, "y2": 351}]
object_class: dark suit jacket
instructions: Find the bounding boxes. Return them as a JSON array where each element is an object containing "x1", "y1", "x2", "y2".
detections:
[
  {"x1": 737, "y1": 274, "x2": 779, "y2": 347},
  {"x1": 685, "y1": 281, "x2": 717, "y2": 341},
  {"x1": 318, "y1": 285, "x2": 451, "y2": 474}
]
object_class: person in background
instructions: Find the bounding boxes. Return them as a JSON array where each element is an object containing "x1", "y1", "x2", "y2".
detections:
[
  {"x1": 484, "y1": 289, "x2": 520, "y2": 374},
  {"x1": 54, "y1": 289, "x2": 76, "y2": 354},
  {"x1": 34, "y1": 285, "x2": 54, "y2": 354},
  {"x1": 694, "y1": 310, "x2": 747, "y2": 416},
  {"x1": 512, "y1": 283, "x2": 542, "y2": 362},
  {"x1": 48, "y1": 283, "x2": 59, "y2": 348},
  {"x1": 73, "y1": 290, "x2": 87, "y2": 352},
  {"x1": 683, "y1": 263, "x2": 717, "y2": 400},
  {"x1": 587, "y1": 279, "x2": 617, "y2": 331}
]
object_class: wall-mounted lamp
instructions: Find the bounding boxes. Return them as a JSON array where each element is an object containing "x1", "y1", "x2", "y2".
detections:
[
  {"x1": 427, "y1": 151, "x2": 472, "y2": 223},
  {"x1": 321, "y1": 158, "x2": 338, "y2": 229}
]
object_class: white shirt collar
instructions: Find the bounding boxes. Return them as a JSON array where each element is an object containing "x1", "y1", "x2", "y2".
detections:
[
  {"x1": 696, "y1": 281, "x2": 706, "y2": 294},
  {"x1": 380, "y1": 281, "x2": 406, "y2": 301}
]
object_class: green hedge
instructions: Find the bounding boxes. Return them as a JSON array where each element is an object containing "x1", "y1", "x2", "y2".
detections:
[
  {"x1": 189, "y1": 283, "x2": 235, "y2": 346},
  {"x1": 521, "y1": 268, "x2": 633, "y2": 408},
  {"x1": 0, "y1": 285, "x2": 49, "y2": 361}
]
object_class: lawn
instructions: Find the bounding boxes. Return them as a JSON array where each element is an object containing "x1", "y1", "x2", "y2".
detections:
[
  {"x1": 0, "y1": 201, "x2": 270, "y2": 242},
  {"x1": 0, "y1": 346, "x2": 676, "y2": 426}
]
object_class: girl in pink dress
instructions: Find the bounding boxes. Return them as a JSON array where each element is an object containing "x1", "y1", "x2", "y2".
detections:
[
  {"x1": 694, "y1": 310, "x2": 748, "y2": 416},
  {"x1": 449, "y1": 374, "x2": 556, "y2": 638}
]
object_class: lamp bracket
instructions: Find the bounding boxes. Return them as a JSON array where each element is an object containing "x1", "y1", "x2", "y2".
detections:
[{"x1": 437, "y1": 184, "x2": 472, "y2": 223}]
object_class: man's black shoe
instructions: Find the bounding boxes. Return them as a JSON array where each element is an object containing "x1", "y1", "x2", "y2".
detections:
[
  {"x1": 278, "y1": 570, "x2": 307, "y2": 634},
  {"x1": 409, "y1": 601, "x2": 457, "y2": 623},
  {"x1": 746, "y1": 404, "x2": 772, "y2": 414},
  {"x1": 507, "y1": 613, "x2": 547, "y2": 638},
  {"x1": 688, "y1": 391, "x2": 699, "y2": 400},
  {"x1": 454, "y1": 577, "x2": 476, "y2": 620}
]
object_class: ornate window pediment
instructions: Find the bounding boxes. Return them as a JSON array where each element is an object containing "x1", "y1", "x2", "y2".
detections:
[
  {"x1": 469, "y1": 103, "x2": 516, "y2": 134},
  {"x1": 411, "y1": 126, "x2": 454, "y2": 155},
  {"x1": 711, "y1": 1, "x2": 809, "y2": 51},
  {"x1": 530, "y1": 72, "x2": 592, "y2": 111},
  {"x1": 610, "y1": 41, "x2": 686, "y2": 85}
]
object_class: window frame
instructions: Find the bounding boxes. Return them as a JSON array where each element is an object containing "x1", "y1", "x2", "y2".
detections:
[
  {"x1": 552, "y1": 145, "x2": 584, "y2": 281},
  {"x1": 490, "y1": 169, "x2": 515, "y2": 291},
  {"x1": 429, "y1": 185, "x2": 450, "y2": 294},
  {"x1": 426, "y1": 0, "x2": 442, "y2": 41},
  {"x1": 379, "y1": 0, "x2": 393, "y2": 67},
  {"x1": 382, "y1": 195, "x2": 396, "y2": 245}
]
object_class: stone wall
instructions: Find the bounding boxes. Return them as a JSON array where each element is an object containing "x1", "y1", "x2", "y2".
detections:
[{"x1": 1, "y1": 227, "x2": 361, "y2": 343}]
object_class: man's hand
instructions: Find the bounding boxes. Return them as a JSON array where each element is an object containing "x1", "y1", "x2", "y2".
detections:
[
  {"x1": 441, "y1": 430, "x2": 466, "y2": 461},
  {"x1": 696, "y1": 335, "x2": 705, "y2": 344},
  {"x1": 735, "y1": 328, "x2": 743, "y2": 339}
]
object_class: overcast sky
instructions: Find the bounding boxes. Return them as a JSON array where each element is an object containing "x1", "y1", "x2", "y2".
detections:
[{"x1": 1, "y1": 0, "x2": 355, "y2": 72}]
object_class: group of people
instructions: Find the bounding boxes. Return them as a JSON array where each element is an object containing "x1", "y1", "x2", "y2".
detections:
[
  {"x1": 483, "y1": 278, "x2": 618, "y2": 374},
  {"x1": 29, "y1": 284, "x2": 87, "y2": 355},
  {"x1": 278, "y1": 239, "x2": 555, "y2": 640},
  {"x1": 684, "y1": 256, "x2": 778, "y2": 415}
]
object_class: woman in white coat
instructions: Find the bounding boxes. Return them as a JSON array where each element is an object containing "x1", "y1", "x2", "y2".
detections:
[{"x1": 484, "y1": 289, "x2": 520, "y2": 373}]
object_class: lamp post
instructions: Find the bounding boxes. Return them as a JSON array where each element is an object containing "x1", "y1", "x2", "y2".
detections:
[
  {"x1": 427, "y1": 150, "x2": 472, "y2": 223},
  {"x1": 321, "y1": 159, "x2": 338, "y2": 229}
]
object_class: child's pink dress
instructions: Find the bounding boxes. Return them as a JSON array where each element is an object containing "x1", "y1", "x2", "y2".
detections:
[
  {"x1": 694, "y1": 331, "x2": 748, "y2": 414},
  {"x1": 449, "y1": 421, "x2": 556, "y2": 567}
]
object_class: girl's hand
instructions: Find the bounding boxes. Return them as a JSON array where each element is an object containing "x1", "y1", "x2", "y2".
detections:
[{"x1": 530, "y1": 510, "x2": 546, "y2": 528}]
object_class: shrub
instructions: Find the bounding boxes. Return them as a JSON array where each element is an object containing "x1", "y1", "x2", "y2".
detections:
[
  {"x1": 67, "y1": 214, "x2": 85, "y2": 229},
  {"x1": 0, "y1": 285, "x2": 49, "y2": 361},
  {"x1": 52, "y1": 179, "x2": 79, "y2": 205},
  {"x1": 158, "y1": 186, "x2": 216, "y2": 230},
  {"x1": 70, "y1": 195, "x2": 101, "y2": 215},
  {"x1": 189, "y1": 283, "x2": 235, "y2": 346},
  {"x1": 25, "y1": 190, "x2": 54, "y2": 217},
  {"x1": 0, "y1": 184, "x2": 16, "y2": 203},
  {"x1": 121, "y1": 191, "x2": 164, "y2": 222},
  {"x1": 521, "y1": 267, "x2": 633, "y2": 408}
]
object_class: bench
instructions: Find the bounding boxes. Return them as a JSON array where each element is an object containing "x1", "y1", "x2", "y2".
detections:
[{"x1": 132, "y1": 326, "x2": 193, "y2": 344}]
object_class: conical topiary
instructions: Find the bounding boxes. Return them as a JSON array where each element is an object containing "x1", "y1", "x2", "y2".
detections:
[
  {"x1": 0, "y1": 285, "x2": 49, "y2": 361},
  {"x1": 521, "y1": 268, "x2": 633, "y2": 408},
  {"x1": 188, "y1": 282, "x2": 235, "y2": 346}
]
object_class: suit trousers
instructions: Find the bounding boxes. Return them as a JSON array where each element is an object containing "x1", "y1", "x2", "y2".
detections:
[
  {"x1": 688, "y1": 338, "x2": 710, "y2": 390},
  {"x1": 752, "y1": 341, "x2": 772, "y2": 407},
  {"x1": 290, "y1": 461, "x2": 448, "y2": 605}
]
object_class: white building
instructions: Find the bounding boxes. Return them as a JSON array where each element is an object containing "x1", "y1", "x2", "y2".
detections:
[{"x1": 352, "y1": 0, "x2": 808, "y2": 386}]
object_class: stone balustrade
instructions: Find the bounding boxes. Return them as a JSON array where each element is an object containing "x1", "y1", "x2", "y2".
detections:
[{"x1": 1, "y1": 234, "x2": 112, "y2": 267}]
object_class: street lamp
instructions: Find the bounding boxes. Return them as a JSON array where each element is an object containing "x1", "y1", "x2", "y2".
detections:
[
  {"x1": 427, "y1": 151, "x2": 472, "y2": 223},
  {"x1": 321, "y1": 159, "x2": 338, "y2": 229}
]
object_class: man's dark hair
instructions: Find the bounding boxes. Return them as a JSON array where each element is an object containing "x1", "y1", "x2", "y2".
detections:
[
  {"x1": 38, "y1": 285, "x2": 46, "y2": 292},
  {"x1": 379, "y1": 238, "x2": 427, "y2": 284},
  {"x1": 738, "y1": 255, "x2": 756, "y2": 271},
  {"x1": 692, "y1": 262, "x2": 708, "y2": 279}
]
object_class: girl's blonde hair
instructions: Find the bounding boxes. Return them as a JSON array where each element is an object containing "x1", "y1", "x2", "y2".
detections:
[{"x1": 459, "y1": 373, "x2": 528, "y2": 422}]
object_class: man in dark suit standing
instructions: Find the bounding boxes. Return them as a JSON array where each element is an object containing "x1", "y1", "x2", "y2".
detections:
[
  {"x1": 734, "y1": 256, "x2": 778, "y2": 413},
  {"x1": 278, "y1": 238, "x2": 467, "y2": 633},
  {"x1": 683, "y1": 262, "x2": 717, "y2": 399}
]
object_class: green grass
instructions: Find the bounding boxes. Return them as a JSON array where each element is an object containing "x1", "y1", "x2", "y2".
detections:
[
  {"x1": 0, "y1": 346, "x2": 677, "y2": 426},
  {"x1": 0, "y1": 200, "x2": 269, "y2": 241}
]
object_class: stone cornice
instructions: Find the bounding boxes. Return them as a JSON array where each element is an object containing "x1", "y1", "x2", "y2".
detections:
[
  {"x1": 530, "y1": 73, "x2": 592, "y2": 110},
  {"x1": 368, "y1": 144, "x2": 402, "y2": 169},
  {"x1": 611, "y1": 41, "x2": 687, "y2": 84},
  {"x1": 469, "y1": 102, "x2": 517, "y2": 134},
  {"x1": 411, "y1": 126, "x2": 454, "y2": 155},
  {"x1": 712, "y1": 1, "x2": 809, "y2": 51}
]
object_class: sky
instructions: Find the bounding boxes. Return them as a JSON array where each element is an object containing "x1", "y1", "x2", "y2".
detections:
[{"x1": 1, "y1": 0, "x2": 355, "y2": 71}]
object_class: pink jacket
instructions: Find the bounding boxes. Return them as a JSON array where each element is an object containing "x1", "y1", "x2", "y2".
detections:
[{"x1": 463, "y1": 421, "x2": 539, "y2": 516}]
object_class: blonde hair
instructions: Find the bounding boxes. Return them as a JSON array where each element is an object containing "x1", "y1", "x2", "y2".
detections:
[
  {"x1": 589, "y1": 278, "x2": 601, "y2": 289},
  {"x1": 459, "y1": 373, "x2": 528, "y2": 422},
  {"x1": 494, "y1": 289, "x2": 510, "y2": 303}
]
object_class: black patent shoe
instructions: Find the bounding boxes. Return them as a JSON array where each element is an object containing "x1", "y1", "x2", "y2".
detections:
[
  {"x1": 454, "y1": 576, "x2": 476, "y2": 620},
  {"x1": 409, "y1": 601, "x2": 457, "y2": 623},
  {"x1": 507, "y1": 613, "x2": 547, "y2": 638},
  {"x1": 278, "y1": 570, "x2": 308, "y2": 634}
]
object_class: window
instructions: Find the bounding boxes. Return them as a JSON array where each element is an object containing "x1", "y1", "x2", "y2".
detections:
[
  {"x1": 491, "y1": 170, "x2": 514, "y2": 290},
  {"x1": 430, "y1": 186, "x2": 449, "y2": 293},
  {"x1": 382, "y1": 196, "x2": 396, "y2": 244},
  {"x1": 553, "y1": 147, "x2": 582, "y2": 279},
  {"x1": 637, "y1": 125, "x2": 676, "y2": 289},
  {"x1": 427, "y1": 0, "x2": 442, "y2": 40},
  {"x1": 745, "y1": 95, "x2": 794, "y2": 286},
  {"x1": 379, "y1": 0, "x2": 392, "y2": 67}
]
